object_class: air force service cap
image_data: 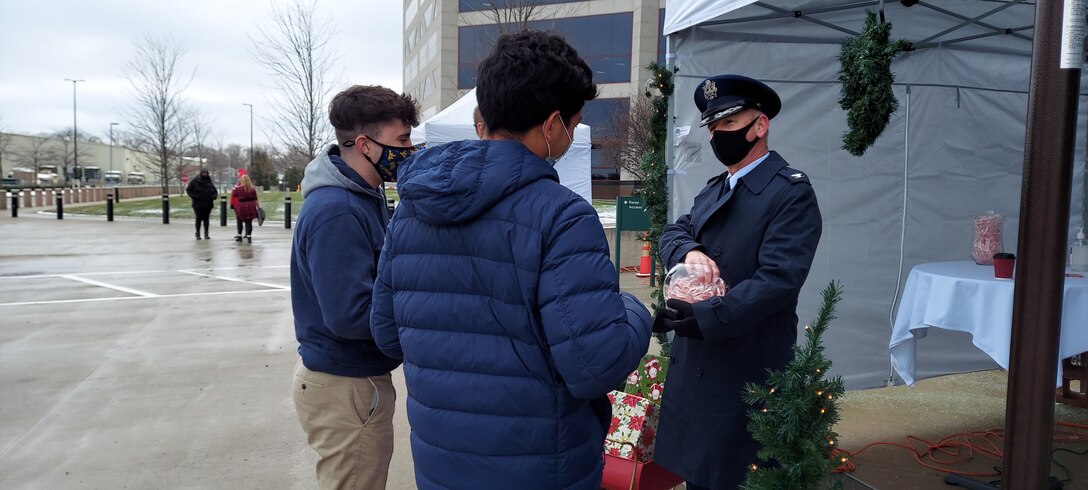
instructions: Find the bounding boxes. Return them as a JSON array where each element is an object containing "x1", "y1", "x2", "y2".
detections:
[{"x1": 694, "y1": 74, "x2": 781, "y2": 127}]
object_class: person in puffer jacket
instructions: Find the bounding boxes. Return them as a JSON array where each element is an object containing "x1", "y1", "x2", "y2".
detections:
[{"x1": 370, "y1": 30, "x2": 652, "y2": 490}]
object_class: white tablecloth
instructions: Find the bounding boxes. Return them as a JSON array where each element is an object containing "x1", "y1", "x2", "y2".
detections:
[{"x1": 890, "y1": 261, "x2": 1088, "y2": 386}]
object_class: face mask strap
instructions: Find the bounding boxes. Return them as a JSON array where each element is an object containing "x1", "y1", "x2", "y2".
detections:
[{"x1": 543, "y1": 113, "x2": 571, "y2": 161}]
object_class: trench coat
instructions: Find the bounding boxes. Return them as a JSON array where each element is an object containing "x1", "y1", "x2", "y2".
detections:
[{"x1": 655, "y1": 151, "x2": 822, "y2": 488}]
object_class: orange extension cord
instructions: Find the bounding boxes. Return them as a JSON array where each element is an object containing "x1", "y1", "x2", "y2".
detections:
[{"x1": 832, "y1": 421, "x2": 1088, "y2": 478}]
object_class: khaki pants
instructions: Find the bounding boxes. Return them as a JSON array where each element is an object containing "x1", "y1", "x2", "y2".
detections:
[{"x1": 292, "y1": 359, "x2": 396, "y2": 490}]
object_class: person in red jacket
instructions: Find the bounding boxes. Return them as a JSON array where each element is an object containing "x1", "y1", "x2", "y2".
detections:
[{"x1": 230, "y1": 174, "x2": 259, "y2": 243}]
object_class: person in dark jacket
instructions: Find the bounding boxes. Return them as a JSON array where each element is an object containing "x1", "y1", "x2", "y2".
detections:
[
  {"x1": 230, "y1": 174, "x2": 259, "y2": 243},
  {"x1": 652, "y1": 75, "x2": 823, "y2": 489},
  {"x1": 370, "y1": 31, "x2": 652, "y2": 490},
  {"x1": 185, "y1": 168, "x2": 217, "y2": 239},
  {"x1": 290, "y1": 84, "x2": 420, "y2": 490}
]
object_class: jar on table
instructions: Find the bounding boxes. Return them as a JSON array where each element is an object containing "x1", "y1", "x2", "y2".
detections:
[{"x1": 972, "y1": 212, "x2": 1004, "y2": 265}]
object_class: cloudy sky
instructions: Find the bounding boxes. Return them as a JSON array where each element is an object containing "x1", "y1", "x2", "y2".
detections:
[{"x1": 0, "y1": 0, "x2": 404, "y2": 147}]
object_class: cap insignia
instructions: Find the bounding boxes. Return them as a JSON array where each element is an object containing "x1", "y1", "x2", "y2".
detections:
[{"x1": 703, "y1": 80, "x2": 718, "y2": 101}]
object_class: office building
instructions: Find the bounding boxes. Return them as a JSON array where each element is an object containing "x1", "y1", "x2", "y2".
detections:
[{"x1": 403, "y1": 0, "x2": 667, "y2": 188}]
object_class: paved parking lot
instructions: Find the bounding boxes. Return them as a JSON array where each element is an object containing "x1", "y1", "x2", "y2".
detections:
[{"x1": 0, "y1": 213, "x2": 416, "y2": 489}]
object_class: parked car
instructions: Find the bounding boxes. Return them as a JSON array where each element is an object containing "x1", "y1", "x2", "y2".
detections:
[
  {"x1": 103, "y1": 170, "x2": 122, "y2": 185},
  {"x1": 38, "y1": 165, "x2": 60, "y2": 185},
  {"x1": 126, "y1": 172, "x2": 145, "y2": 184}
]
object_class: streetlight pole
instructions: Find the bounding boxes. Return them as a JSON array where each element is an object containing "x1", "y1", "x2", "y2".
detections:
[
  {"x1": 242, "y1": 103, "x2": 253, "y2": 169},
  {"x1": 109, "y1": 122, "x2": 119, "y2": 173},
  {"x1": 63, "y1": 78, "x2": 84, "y2": 185}
]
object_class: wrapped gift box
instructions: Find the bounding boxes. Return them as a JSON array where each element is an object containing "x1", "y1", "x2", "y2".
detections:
[
  {"x1": 604, "y1": 390, "x2": 660, "y2": 461},
  {"x1": 601, "y1": 453, "x2": 684, "y2": 490},
  {"x1": 624, "y1": 354, "x2": 669, "y2": 403}
]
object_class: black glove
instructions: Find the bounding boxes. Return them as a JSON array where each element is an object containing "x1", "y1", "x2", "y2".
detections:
[
  {"x1": 667, "y1": 299, "x2": 704, "y2": 339},
  {"x1": 654, "y1": 299, "x2": 704, "y2": 340},
  {"x1": 652, "y1": 306, "x2": 678, "y2": 333}
]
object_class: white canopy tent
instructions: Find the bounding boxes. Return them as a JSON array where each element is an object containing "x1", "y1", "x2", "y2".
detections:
[
  {"x1": 418, "y1": 88, "x2": 594, "y2": 203},
  {"x1": 664, "y1": 0, "x2": 1088, "y2": 389}
]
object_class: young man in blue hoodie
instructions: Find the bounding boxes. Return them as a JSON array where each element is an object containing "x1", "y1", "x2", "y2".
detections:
[
  {"x1": 370, "y1": 31, "x2": 652, "y2": 489},
  {"x1": 290, "y1": 85, "x2": 419, "y2": 490}
]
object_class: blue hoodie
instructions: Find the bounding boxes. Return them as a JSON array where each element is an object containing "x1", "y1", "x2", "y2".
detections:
[
  {"x1": 370, "y1": 140, "x2": 652, "y2": 489},
  {"x1": 291, "y1": 146, "x2": 400, "y2": 377}
]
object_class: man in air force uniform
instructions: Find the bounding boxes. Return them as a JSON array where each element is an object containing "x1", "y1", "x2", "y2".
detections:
[{"x1": 652, "y1": 74, "x2": 823, "y2": 489}]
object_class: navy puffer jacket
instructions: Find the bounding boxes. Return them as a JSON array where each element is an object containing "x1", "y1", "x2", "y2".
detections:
[{"x1": 371, "y1": 139, "x2": 651, "y2": 489}]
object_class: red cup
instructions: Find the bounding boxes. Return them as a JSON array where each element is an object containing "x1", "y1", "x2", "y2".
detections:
[{"x1": 993, "y1": 253, "x2": 1015, "y2": 279}]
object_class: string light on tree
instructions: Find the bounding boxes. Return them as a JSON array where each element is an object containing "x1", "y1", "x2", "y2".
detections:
[{"x1": 742, "y1": 282, "x2": 846, "y2": 490}]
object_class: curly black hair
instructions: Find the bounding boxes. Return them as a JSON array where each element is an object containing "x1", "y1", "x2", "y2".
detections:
[
  {"x1": 328, "y1": 85, "x2": 420, "y2": 142},
  {"x1": 476, "y1": 30, "x2": 598, "y2": 135}
]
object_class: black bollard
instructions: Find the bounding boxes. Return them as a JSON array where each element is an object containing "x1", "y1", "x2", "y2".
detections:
[
  {"x1": 284, "y1": 196, "x2": 292, "y2": 229},
  {"x1": 107, "y1": 194, "x2": 114, "y2": 222},
  {"x1": 56, "y1": 191, "x2": 64, "y2": 220},
  {"x1": 114, "y1": 187, "x2": 121, "y2": 203},
  {"x1": 162, "y1": 194, "x2": 170, "y2": 224},
  {"x1": 386, "y1": 198, "x2": 395, "y2": 216},
  {"x1": 9, "y1": 191, "x2": 17, "y2": 218},
  {"x1": 219, "y1": 195, "x2": 227, "y2": 226}
]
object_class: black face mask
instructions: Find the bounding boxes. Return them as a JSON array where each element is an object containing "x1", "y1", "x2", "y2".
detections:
[{"x1": 710, "y1": 117, "x2": 759, "y2": 167}]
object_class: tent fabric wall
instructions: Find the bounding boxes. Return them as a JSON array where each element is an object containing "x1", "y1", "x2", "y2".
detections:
[
  {"x1": 422, "y1": 88, "x2": 593, "y2": 203},
  {"x1": 665, "y1": 0, "x2": 1088, "y2": 389}
]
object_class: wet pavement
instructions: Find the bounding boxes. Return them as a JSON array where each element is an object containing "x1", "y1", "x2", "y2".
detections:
[
  {"x1": 0, "y1": 213, "x2": 405, "y2": 489},
  {"x1": 0, "y1": 211, "x2": 658, "y2": 489}
]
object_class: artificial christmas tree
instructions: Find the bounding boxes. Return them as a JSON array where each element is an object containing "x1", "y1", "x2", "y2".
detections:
[{"x1": 742, "y1": 282, "x2": 847, "y2": 490}]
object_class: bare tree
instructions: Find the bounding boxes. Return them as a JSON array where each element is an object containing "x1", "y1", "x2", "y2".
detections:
[
  {"x1": 470, "y1": 0, "x2": 580, "y2": 34},
  {"x1": 15, "y1": 134, "x2": 56, "y2": 175},
  {"x1": 251, "y1": 0, "x2": 336, "y2": 168},
  {"x1": 49, "y1": 127, "x2": 100, "y2": 181},
  {"x1": 598, "y1": 96, "x2": 654, "y2": 181},
  {"x1": 188, "y1": 111, "x2": 214, "y2": 167},
  {"x1": 123, "y1": 34, "x2": 193, "y2": 193},
  {"x1": 0, "y1": 117, "x2": 12, "y2": 179}
]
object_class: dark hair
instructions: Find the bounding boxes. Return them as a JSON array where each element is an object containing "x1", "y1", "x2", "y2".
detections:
[
  {"x1": 476, "y1": 30, "x2": 598, "y2": 135},
  {"x1": 328, "y1": 85, "x2": 420, "y2": 143}
]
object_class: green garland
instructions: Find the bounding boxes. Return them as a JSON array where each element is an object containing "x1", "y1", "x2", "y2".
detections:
[
  {"x1": 838, "y1": 11, "x2": 909, "y2": 157},
  {"x1": 743, "y1": 282, "x2": 847, "y2": 490},
  {"x1": 638, "y1": 61, "x2": 676, "y2": 355}
]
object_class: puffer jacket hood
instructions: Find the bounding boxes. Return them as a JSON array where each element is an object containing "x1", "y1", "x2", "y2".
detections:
[
  {"x1": 397, "y1": 139, "x2": 558, "y2": 226},
  {"x1": 300, "y1": 145, "x2": 375, "y2": 199},
  {"x1": 370, "y1": 138, "x2": 652, "y2": 489}
]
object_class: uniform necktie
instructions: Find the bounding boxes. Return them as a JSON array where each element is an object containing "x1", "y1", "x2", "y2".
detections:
[{"x1": 718, "y1": 173, "x2": 732, "y2": 200}]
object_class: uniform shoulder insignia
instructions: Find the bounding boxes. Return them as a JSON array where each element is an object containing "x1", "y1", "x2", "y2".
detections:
[{"x1": 779, "y1": 167, "x2": 811, "y2": 185}]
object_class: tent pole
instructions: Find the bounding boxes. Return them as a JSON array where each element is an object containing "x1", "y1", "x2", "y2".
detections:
[
  {"x1": 888, "y1": 85, "x2": 911, "y2": 387},
  {"x1": 1002, "y1": 0, "x2": 1082, "y2": 487}
]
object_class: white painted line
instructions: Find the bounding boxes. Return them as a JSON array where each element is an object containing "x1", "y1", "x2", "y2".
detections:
[
  {"x1": 59, "y1": 274, "x2": 158, "y2": 297},
  {"x1": 177, "y1": 269, "x2": 289, "y2": 290},
  {"x1": 0, "y1": 265, "x2": 289, "y2": 280},
  {"x1": 0, "y1": 288, "x2": 289, "y2": 307}
]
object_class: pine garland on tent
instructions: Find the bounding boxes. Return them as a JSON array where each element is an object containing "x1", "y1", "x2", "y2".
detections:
[
  {"x1": 639, "y1": 61, "x2": 676, "y2": 355},
  {"x1": 838, "y1": 11, "x2": 910, "y2": 157},
  {"x1": 742, "y1": 282, "x2": 847, "y2": 490}
]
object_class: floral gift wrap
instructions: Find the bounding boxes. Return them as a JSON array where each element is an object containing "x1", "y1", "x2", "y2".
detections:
[
  {"x1": 604, "y1": 390, "x2": 661, "y2": 461},
  {"x1": 624, "y1": 354, "x2": 669, "y2": 403}
]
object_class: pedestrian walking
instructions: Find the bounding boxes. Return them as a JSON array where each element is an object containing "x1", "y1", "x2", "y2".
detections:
[
  {"x1": 231, "y1": 174, "x2": 259, "y2": 243},
  {"x1": 185, "y1": 168, "x2": 218, "y2": 240}
]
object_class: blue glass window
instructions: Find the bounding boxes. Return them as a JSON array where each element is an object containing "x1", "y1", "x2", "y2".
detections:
[
  {"x1": 580, "y1": 98, "x2": 629, "y2": 140},
  {"x1": 458, "y1": 12, "x2": 634, "y2": 89},
  {"x1": 583, "y1": 98, "x2": 629, "y2": 179},
  {"x1": 459, "y1": 0, "x2": 582, "y2": 13}
]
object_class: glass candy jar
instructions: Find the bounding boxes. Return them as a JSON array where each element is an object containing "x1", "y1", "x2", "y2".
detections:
[
  {"x1": 663, "y1": 263, "x2": 728, "y2": 303},
  {"x1": 972, "y1": 212, "x2": 1004, "y2": 265}
]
